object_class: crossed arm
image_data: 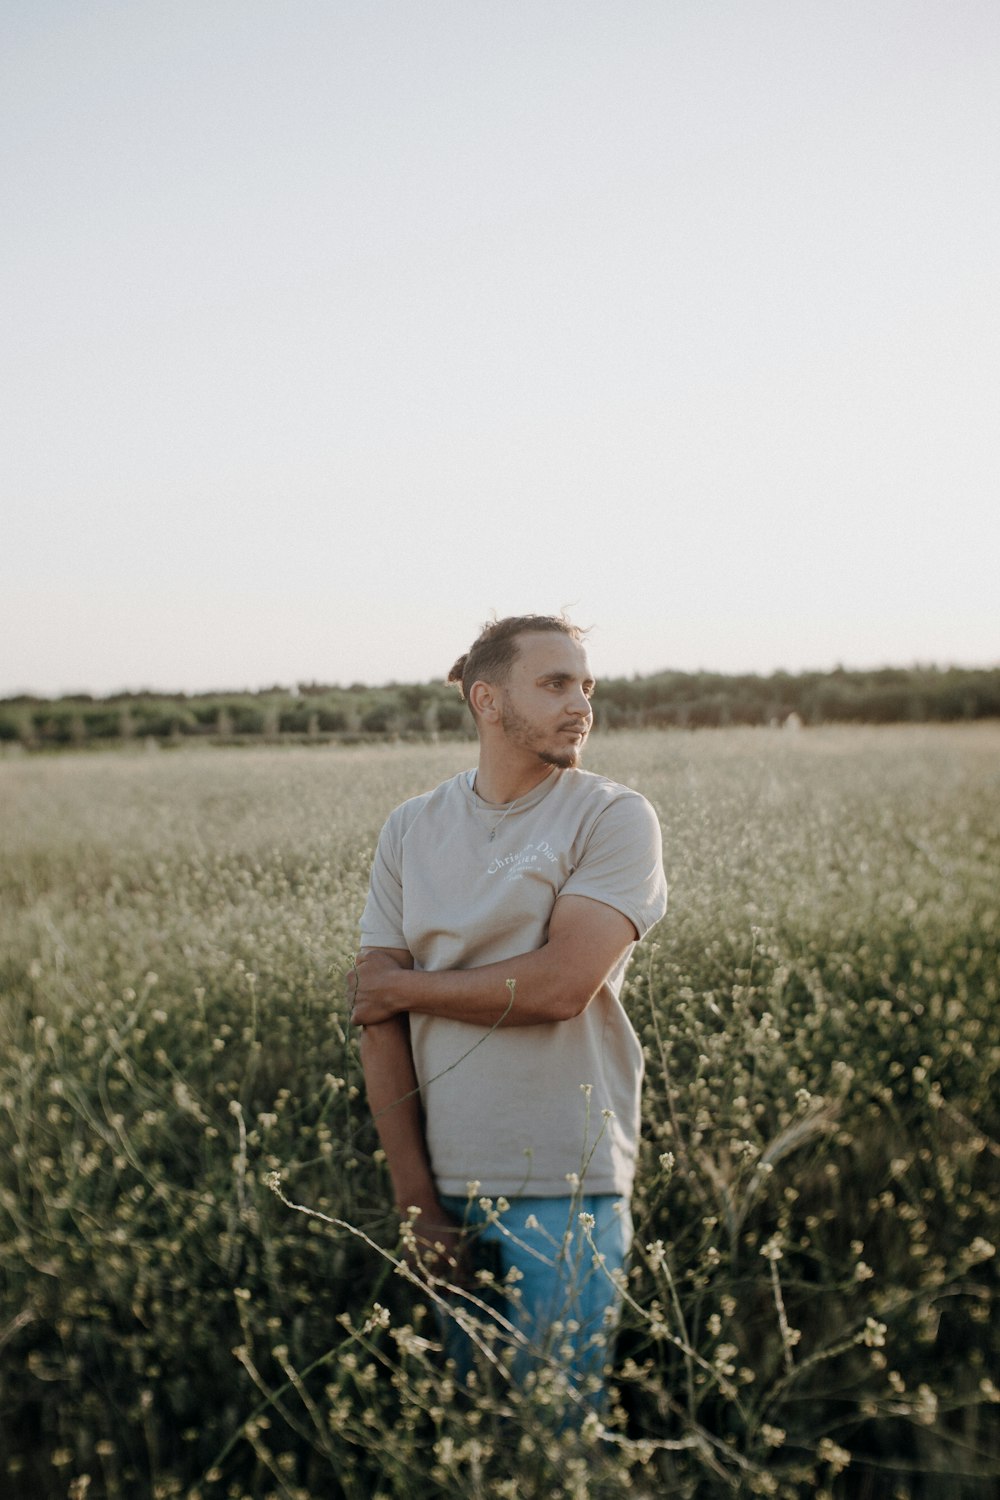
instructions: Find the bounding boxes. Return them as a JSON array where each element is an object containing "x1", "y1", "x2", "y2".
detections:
[
  {"x1": 352, "y1": 894, "x2": 637, "y2": 1240},
  {"x1": 350, "y1": 892, "x2": 638, "y2": 1028}
]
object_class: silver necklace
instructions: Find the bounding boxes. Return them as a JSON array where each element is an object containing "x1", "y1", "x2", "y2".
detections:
[{"x1": 472, "y1": 779, "x2": 528, "y2": 841}]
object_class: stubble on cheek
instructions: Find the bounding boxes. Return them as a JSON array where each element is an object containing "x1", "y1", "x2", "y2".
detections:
[{"x1": 500, "y1": 697, "x2": 588, "y2": 769}]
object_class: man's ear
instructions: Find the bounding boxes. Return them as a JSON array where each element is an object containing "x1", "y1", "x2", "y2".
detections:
[{"x1": 468, "y1": 679, "x2": 500, "y2": 722}]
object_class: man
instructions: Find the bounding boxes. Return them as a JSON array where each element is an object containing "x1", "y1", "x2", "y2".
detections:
[{"x1": 350, "y1": 614, "x2": 667, "y2": 1412}]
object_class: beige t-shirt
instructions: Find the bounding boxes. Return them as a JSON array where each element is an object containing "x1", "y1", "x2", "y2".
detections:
[{"x1": 359, "y1": 766, "x2": 667, "y2": 1197}]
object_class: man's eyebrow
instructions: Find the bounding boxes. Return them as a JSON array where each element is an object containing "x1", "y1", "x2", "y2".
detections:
[{"x1": 538, "y1": 671, "x2": 597, "y2": 687}]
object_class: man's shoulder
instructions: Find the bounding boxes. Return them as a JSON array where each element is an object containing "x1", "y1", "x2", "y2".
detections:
[
  {"x1": 383, "y1": 771, "x2": 469, "y2": 831},
  {"x1": 555, "y1": 769, "x2": 662, "y2": 852},
  {"x1": 558, "y1": 767, "x2": 655, "y2": 814}
]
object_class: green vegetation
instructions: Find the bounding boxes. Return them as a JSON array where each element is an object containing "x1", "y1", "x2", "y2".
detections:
[
  {"x1": 1, "y1": 727, "x2": 998, "y2": 1498},
  {"x1": 2, "y1": 664, "x2": 998, "y2": 750}
]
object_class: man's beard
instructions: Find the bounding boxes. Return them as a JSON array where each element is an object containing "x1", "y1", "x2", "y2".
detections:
[
  {"x1": 537, "y1": 745, "x2": 581, "y2": 769},
  {"x1": 500, "y1": 699, "x2": 585, "y2": 769}
]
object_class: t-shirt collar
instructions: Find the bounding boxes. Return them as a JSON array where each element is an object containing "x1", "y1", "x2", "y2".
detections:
[{"x1": 463, "y1": 765, "x2": 561, "y2": 813}]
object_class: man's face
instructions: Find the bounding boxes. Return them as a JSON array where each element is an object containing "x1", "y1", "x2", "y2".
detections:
[{"x1": 496, "y1": 632, "x2": 595, "y2": 770}]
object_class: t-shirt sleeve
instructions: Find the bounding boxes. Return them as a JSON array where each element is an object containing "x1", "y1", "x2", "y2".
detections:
[
  {"x1": 558, "y1": 792, "x2": 668, "y2": 940},
  {"x1": 359, "y1": 809, "x2": 409, "y2": 951}
]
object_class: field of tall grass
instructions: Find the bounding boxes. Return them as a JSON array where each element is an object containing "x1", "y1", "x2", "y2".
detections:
[{"x1": 1, "y1": 726, "x2": 998, "y2": 1499}]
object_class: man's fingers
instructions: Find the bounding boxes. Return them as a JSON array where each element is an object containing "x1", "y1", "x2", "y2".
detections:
[{"x1": 398, "y1": 1215, "x2": 469, "y2": 1282}]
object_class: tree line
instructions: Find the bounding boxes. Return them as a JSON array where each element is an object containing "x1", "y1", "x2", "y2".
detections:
[{"x1": 2, "y1": 664, "x2": 998, "y2": 750}]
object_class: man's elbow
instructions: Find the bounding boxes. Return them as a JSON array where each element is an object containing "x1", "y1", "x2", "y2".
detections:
[
  {"x1": 358, "y1": 1013, "x2": 410, "y2": 1054},
  {"x1": 548, "y1": 978, "x2": 600, "y2": 1023}
]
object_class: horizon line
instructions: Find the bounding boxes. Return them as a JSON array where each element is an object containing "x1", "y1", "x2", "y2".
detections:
[{"x1": 4, "y1": 656, "x2": 1000, "y2": 704}]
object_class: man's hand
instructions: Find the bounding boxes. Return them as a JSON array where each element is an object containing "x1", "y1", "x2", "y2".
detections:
[
  {"x1": 399, "y1": 1204, "x2": 471, "y2": 1288},
  {"x1": 349, "y1": 947, "x2": 409, "y2": 1026}
]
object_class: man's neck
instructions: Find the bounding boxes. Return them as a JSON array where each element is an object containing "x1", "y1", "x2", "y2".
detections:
[{"x1": 473, "y1": 753, "x2": 557, "y2": 806}]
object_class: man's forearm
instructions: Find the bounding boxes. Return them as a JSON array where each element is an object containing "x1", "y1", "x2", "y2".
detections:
[
  {"x1": 358, "y1": 1016, "x2": 441, "y2": 1214},
  {"x1": 386, "y1": 944, "x2": 579, "y2": 1028}
]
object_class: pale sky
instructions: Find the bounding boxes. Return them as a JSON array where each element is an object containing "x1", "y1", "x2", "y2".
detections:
[{"x1": 3, "y1": 1, "x2": 998, "y2": 696}]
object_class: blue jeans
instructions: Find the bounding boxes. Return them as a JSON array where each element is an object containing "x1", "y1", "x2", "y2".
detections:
[{"x1": 438, "y1": 1192, "x2": 632, "y2": 1417}]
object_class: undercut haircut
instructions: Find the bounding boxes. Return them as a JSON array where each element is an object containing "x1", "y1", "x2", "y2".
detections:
[{"x1": 448, "y1": 614, "x2": 586, "y2": 713}]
